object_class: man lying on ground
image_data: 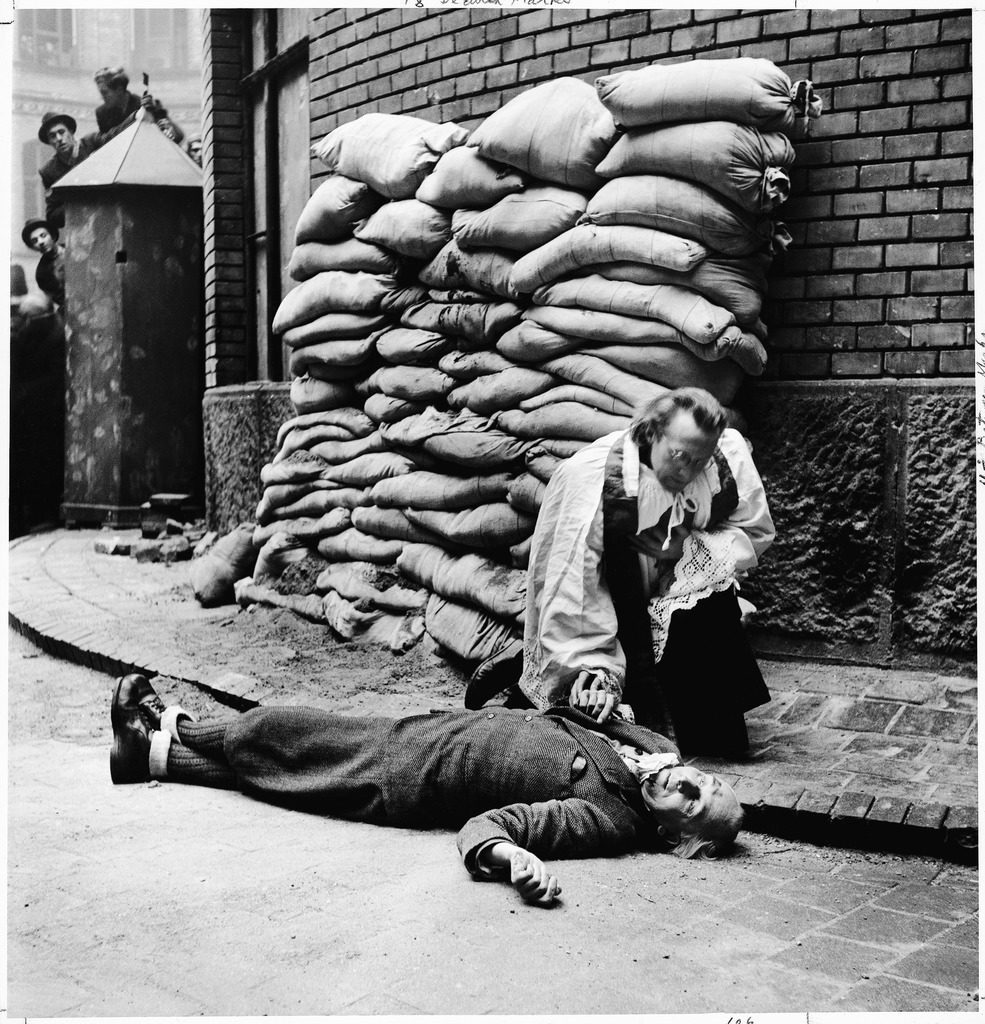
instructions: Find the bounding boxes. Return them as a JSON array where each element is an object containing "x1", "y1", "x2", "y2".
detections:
[{"x1": 111, "y1": 674, "x2": 744, "y2": 907}]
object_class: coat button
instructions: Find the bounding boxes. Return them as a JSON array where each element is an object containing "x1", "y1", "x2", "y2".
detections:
[
  {"x1": 487, "y1": 712, "x2": 495, "y2": 719},
  {"x1": 524, "y1": 715, "x2": 532, "y2": 722}
]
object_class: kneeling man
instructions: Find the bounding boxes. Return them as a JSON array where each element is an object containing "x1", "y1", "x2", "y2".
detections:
[{"x1": 111, "y1": 674, "x2": 744, "y2": 907}]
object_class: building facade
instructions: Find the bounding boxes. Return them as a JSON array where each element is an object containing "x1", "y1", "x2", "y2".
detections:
[
  {"x1": 12, "y1": 8, "x2": 204, "y2": 285},
  {"x1": 198, "y1": 8, "x2": 975, "y2": 670}
]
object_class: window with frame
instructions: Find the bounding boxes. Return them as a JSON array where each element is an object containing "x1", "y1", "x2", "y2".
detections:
[
  {"x1": 17, "y1": 9, "x2": 76, "y2": 68},
  {"x1": 131, "y1": 9, "x2": 189, "y2": 72}
]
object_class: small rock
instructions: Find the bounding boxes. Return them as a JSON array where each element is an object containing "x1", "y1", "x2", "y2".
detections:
[
  {"x1": 165, "y1": 518, "x2": 185, "y2": 535},
  {"x1": 160, "y1": 535, "x2": 192, "y2": 563},
  {"x1": 132, "y1": 539, "x2": 164, "y2": 563},
  {"x1": 94, "y1": 536, "x2": 132, "y2": 556}
]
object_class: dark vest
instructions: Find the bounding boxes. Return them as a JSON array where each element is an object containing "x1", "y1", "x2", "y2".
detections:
[{"x1": 601, "y1": 434, "x2": 739, "y2": 729}]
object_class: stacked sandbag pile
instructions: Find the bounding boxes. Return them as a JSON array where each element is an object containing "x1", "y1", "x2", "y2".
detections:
[{"x1": 233, "y1": 59, "x2": 818, "y2": 668}]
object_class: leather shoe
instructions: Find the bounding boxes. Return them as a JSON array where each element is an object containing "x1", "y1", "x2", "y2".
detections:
[
  {"x1": 464, "y1": 643, "x2": 524, "y2": 710},
  {"x1": 110, "y1": 674, "x2": 164, "y2": 784}
]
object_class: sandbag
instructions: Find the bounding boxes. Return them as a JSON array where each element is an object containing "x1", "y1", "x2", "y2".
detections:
[
  {"x1": 400, "y1": 301, "x2": 523, "y2": 346},
  {"x1": 264, "y1": 487, "x2": 369, "y2": 522},
  {"x1": 305, "y1": 430, "x2": 388, "y2": 465},
  {"x1": 532, "y1": 275, "x2": 735, "y2": 346},
  {"x1": 288, "y1": 338, "x2": 379, "y2": 377},
  {"x1": 363, "y1": 393, "x2": 427, "y2": 424},
  {"x1": 375, "y1": 327, "x2": 454, "y2": 366},
  {"x1": 316, "y1": 527, "x2": 405, "y2": 565},
  {"x1": 257, "y1": 478, "x2": 347, "y2": 523},
  {"x1": 424, "y1": 594, "x2": 520, "y2": 664},
  {"x1": 507, "y1": 473, "x2": 547, "y2": 515},
  {"x1": 497, "y1": 321, "x2": 583, "y2": 363},
  {"x1": 353, "y1": 199, "x2": 452, "y2": 260},
  {"x1": 467, "y1": 78, "x2": 617, "y2": 190},
  {"x1": 253, "y1": 533, "x2": 313, "y2": 586},
  {"x1": 419, "y1": 241, "x2": 520, "y2": 300},
  {"x1": 380, "y1": 284, "x2": 431, "y2": 316},
  {"x1": 312, "y1": 113, "x2": 470, "y2": 199},
  {"x1": 190, "y1": 523, "x2": 257, "y2": 607},
  {"x1": 321, "y1": 590, "x2": 425, "y2": 651},
  {"x1": 414, "y1": 410, "x2": 534, "y2": 469},
  {"x1": 452, "y1": 187, "x2": 588, "y2": 253},
  {"x1": 427, "y1": 288, "x2": 489, "y2": 303},
  {"x1": 685, "y1": 327, "x2": 768, "y2": 376},
  {"x1": 261, "y1": 456, "x2": 332, "y2": 487},
  {"x1": 326, "y1": 451, "x2": 418, "y2": 487},
  {"x1": 317, "y1": 562, "x2": 427, "y2": 613},
  {"x1": 524, "y1": 447, "x2": 564, "y2": 484},
  {"x1": 587, "y1": 343, "x2": 747, "y2": 400},
  {"x1": 583, "y1": 255, "x2": 769, "y2": 325},
  {"x1": 275, "y1": 407, "x2": 374, "y2": 449},
  {"x1": 397, "y1": 544, "x2": 526, "y2": 625},
  {"x1": 509, "y1": 535, "x2": 533, "y2": 569},
  {"x1": 538, "y1": 352, "x2": 667, "y2": 408},
  {"x1": 290, "y1": 375, "x2": 357, "y2": 414},
  {"x1": 582, "y1": 175, "x2": 772, "y2": 257},
  {"x1": 524, "y1": 305, "x2": 692, "y2": 348},
  {"x1": 282, "y1": 313, "x2": 389, "y2": 349},
  {"x1": 294, "y1": 175, "x2": 384, "y2": 244},
  {"x1": 351, "y1": 506, "x2": 445, "y2": 545},
  {"x1": 252, "y1": 509, "x2": 352, "y2": 548},
  {"x1": 596, "y1": 121, "x2": 795, "y2": 214},
  {"x1": 288, "y1": 238, "x2": 400, "y2": 281},
  {"x1": 415, "y1": 146, "x2": 526, "y2": 208},
  {"x1": 494, "y1": 404, "x2": 630, "y2": 442},
  {"x1": 446, "y1": 366, "x2": 556, "y2": 415},
  {"x1": 537, "y1": 438, "x2": 589, "y2": 458},
  {"x1": 595, "y1": 58, "x2": 806, "y2": 134},
  {"x1": 511, "y1": 223, "x2": 707, "y2": 293},
  {"x1": 406, "y1": 503, "x2": 535, "y2": 547},
  {"x1": 235, "y1": 579, "x2": 328, "y2": 623},
  {"x1": 369, "y1": 470, "x2": 512, "y2": 511},
  {"x1": 357, "y1": 365, "x2": 457, "y2": 403},
  {"x1": 438, "y1": 349, "x2": 516, "y2": 381},
  {"x1": 519, "y1": 384, "x2": 634, "y2": 417},
  {"x1": 272, "y1": 272, "x2": 398, "y2": 335}
]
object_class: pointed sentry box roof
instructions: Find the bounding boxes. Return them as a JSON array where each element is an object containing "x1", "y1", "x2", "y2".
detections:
[{"x1": 52, "y1": 110, "x2": 202, "y2": 192}]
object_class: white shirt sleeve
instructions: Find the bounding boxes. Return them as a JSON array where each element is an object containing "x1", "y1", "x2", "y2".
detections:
[{"x1": 716, "y1": 428, "x2": 775, "y2": 577}]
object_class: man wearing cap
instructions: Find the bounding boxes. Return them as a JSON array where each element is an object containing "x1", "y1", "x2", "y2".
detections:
[
  {"x1": 37, "y1": 111, "x2": 102, "y2": 229},
  {"x1": 21, "y1": 217, "x2": 65, "y2": 309}
]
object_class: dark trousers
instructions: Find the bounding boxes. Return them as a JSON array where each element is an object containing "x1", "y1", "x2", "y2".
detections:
[{"x1": 650, "y1": 588, "x2": 769, "y2": 756}]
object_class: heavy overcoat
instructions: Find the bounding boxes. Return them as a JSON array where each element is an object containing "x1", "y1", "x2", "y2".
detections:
[{"x1": 223, "y1": 705, "x2": 679, "y2": 873}]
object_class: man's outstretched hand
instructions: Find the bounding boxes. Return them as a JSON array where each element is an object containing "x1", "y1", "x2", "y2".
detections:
[
  {"x1": 480, "y1": 842, "x2": 562, "y2": 906},
  {"x1": 569, "y1": 669, "x2": 617, "y2": 723}
]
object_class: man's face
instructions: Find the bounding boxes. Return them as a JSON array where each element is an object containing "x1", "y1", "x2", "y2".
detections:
[
  {"x1": 648, "y1": 411, "x2": 719, "y2": 493},
  {"x1": 104, "y1": 85, "x2": 128, "y2": 110},
  {"x1": 641, "y1": 764, "x2": 739, "y2": 837},
  {"x1": 28, "y1": 227, "x2": 55, "y2": 254},
  {"x1": 46, "y1": 123, "x2": 75, "y2": 156}
]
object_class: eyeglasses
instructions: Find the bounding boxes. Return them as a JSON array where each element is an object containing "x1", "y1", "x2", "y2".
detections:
[{"x1": 664, "y1": 447, "x2": 714, "y2": 472}]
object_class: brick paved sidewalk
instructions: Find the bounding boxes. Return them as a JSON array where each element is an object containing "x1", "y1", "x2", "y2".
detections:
[{"x1": 7, "y1": 529, "x2": 978, "y2": 862}]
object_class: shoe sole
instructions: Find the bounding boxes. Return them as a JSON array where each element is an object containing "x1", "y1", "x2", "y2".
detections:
[{"x1": 110, "y1": 676, "x2": 147, "y2": 785}]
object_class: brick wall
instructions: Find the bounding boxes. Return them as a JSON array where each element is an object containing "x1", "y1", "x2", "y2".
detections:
[
  {"x1": 304, "y1": 7, "x2": 972, "y2": 384},
  {"x1": 201, "y1": 10, "x2": 250, "y2": 388}
]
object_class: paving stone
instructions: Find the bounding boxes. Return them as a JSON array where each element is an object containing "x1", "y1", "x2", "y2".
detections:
[
  {"x1": 767, "y1": 932, "x2": 894, "y2": 981},
  {"x1": 860, "y1": 674, "x2": 937, "y2": 704},
  {"x1": 817, "y1": 905, "x2": 951, "y2": 947},
  {"x1": 834, "y1": 974, "x2": 978, "y2": 1012},
  {"x1": 831, "y1": 790, "x2": 875, "y2": 820},
  {"x1": 824, "y1": 699, "x2": 903, "y2": 733},
  {"x1": 872, "y1": 881, "x2": 977, "y2": 923},
  {"x1": 905, "y1": 802, "x2": 949, "y2": 830},
  {"x1": 866, "y1": 796, "x2": 911, "y2": 825},
  {"x1": 777, "y1": 693, "x2": 829, "y2": 726},
  {"x1": 890, "y1": 705, "x2": 976, "y2": 743},
  {"x1": 886, "y1": 941, "x2": 979, "y2": 991},
  {"x1": 773, "y1": 874, "x2": 891, "y2": 915},
  {"x1": 840, "y1": 732, "x2": 928, "y2": 758},
  {"x1": 936, "y1": 916, "x2": 980, "y2": 950}
]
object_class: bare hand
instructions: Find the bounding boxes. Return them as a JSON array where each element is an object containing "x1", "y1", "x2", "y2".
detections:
[
  {"x1": 630, "y1": 524, "x2": 690, "y2": 562},
  {"x1": 508, "y1": 848, "x2": 562, "y2": 906},
  {"x1": 569, "y1": 670, "x2": 617, "y2": 723}
]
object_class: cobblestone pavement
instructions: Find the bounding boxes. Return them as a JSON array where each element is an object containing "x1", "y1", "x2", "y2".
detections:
[
  {"x1": 8, "y1": 529, "x2": 979, "y2": 860},
  {"x1": 6, "y1": 628, "x2": 979, "y2": 1018}
]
